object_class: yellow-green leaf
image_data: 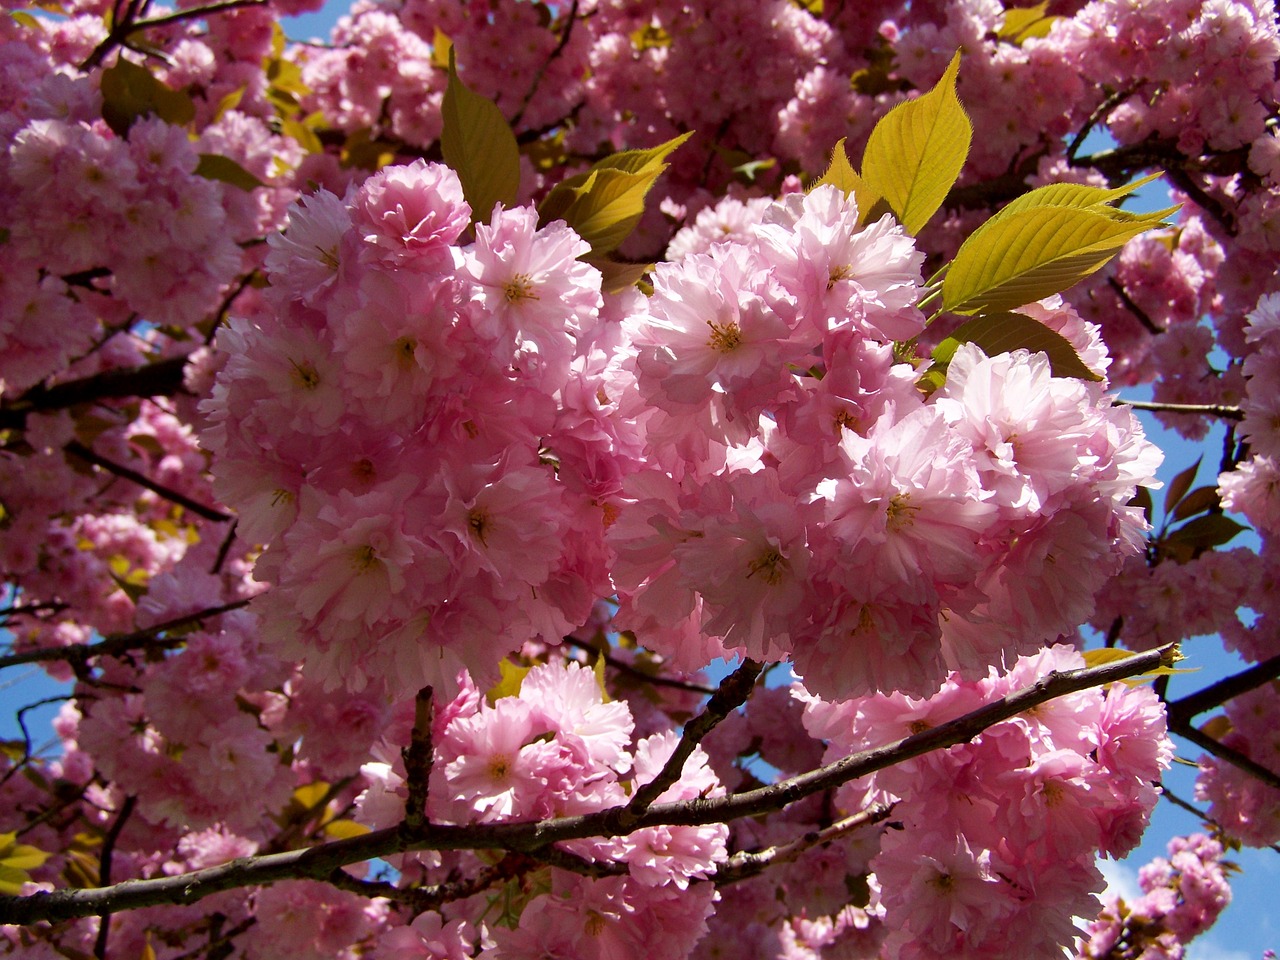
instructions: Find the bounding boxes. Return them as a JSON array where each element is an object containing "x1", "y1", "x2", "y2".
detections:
[
  {"x1": 441, "y1": 51, "x2": 521, "y2": 224},
  {"x1": 998, "y1": 2, "x2": 1059, "y2": 44},
  {"x1": 292, "y1": 781, "x2": 330, "y2": 811},
  {"x1": 1082, "y1": 646, "x2": 1196, "y2": 685},
  {"x1": 100, "y1": 59, "x2": 195, "y2": 137},
  {"x1": 584, "y1": 256, "x2": 652, "y2": 294},
  {"x1": 994, "y1": 173, "x2": 1167, "y2": 222},
  {"x1": 9, "y1": 10, "x2": 41, "y2": 28},
  {"x1": 195, "y1": 154, "x2": 265, "y2": 191},
  {"x1": 0, "y1": 832, "x2": 50, "y2": 894},
  {"x1": 212, "y1": 86, "x2": 245, "y2": 122},
  {"x1": 281, "y1": 115, "x2": 324, "y2": 154},
  {"x1": 942, "y1": 205, "x2": 1158, "y2": 315},
  {"x1": 861, "y1": 50, "x2": 971, "y2": 235},
  {"x1": 930, "y1": 311, "x2": 1102, "y2": 382},
  {"x1": 810, "y1": 138, "x2": 883, "y2": 224},
  {"x1": 323, "y1": 819, "x2": 372, "y2": 840},
  {"x1": 592, "y1": 131, "x2": 693, "y2": 177},
  {"x1": 430, "y1": 26, "x2": 453, "y2": 70},
  {"x1": 630, "y1": 23, "x2": 672, "y2": 50},
  {"x1": 538, "y1": 133, "x2": 691, "y2": 254},
  {"x1": 486, "y1": 658, "x2": 532, "y2": 705}
]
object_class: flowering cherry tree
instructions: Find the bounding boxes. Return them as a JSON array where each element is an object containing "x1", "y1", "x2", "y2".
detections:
[{"x1": 0, "y1": 1, "x2": 1277, "y2": 958}]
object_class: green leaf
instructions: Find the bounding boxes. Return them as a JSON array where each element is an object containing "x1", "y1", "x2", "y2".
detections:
[
  {"x1": 430, "y1": 25, "x2": 452, "y2": 70},
  {"x1": 0, "y1": 832, "x2": 50, "y2": 894},
  {"x1": 929, "y1": 311, "x2": 1102, "y2": 382},
  {"x1": 538, "y1": 132, "x2": 692, "y2": 255},
  {"x1": 195, "y1": 154, "x2": 265, "y2": 191},
  {"x1": 1164, "y1": 457, "x2": 1202, "y2": 518},
  {"x1": 942, "y1": 205, "x2": 1159, "y2": 315},
  {"x1": 441, "y1": 50, "x2": 521, "y2": 224},
  {"x1": 861, "y1": 50, "x2": 971, "y2": 236},
  {"x1": 323, "y1": 819, "x2": 372, "y2": 839},
  {"x1": 1082, "y1": 647, "x2": 1196, "y2": 686},
  {"x1": 9, "y1": 10, "x2": 40, "y2": 28},
  {"x1": 1163, "y1": 514, "x2": 1247, "y2": 563},
  {"x1": 994, "y1": 173, "x2": 1169, "y2": 222},
  {"x1": 630, "y1": 22, "x2": 672, "y2": 50},
  {"x1": 281, "y1": 114, "x2": 324, "y2": 154},
  {"x1": 1082, "y1": 647, "x2": 1141, "y2": 668},
  {"x1": 810, "y1": 138, "x2": 882, "y2": 225},
  {"x1": 100, "y1": 59, "x2": 195, "y2": 137},
  {"x1": 590, "y1": 131, "x2": 694, "y2": 177},
  {"x1": 998, "y1": 2, "x2": 1059, "y2": 44},
  {"x1": 486, "y1": 658, "x2": 531, "y2": 705},
  {"x1": 1170, "y1": 485, "x2": 1221, "y2": 522},
  {"x1": 584, "y1": 256, "x2": 652, "y2": 294},
  {"x1": 1130, "y1": 486, "x2": 1154, "y2": 526},
  {"x1": 212, "y1": 86, "x2": 245, "y2": 122}
]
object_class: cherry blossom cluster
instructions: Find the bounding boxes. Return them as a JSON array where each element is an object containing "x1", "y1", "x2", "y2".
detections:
[
  {"x1": 800, "y1": 645, "x2": 1172, "y2": 960},
  {"x1": 207, "y1": 168, "x2": 1161, "y2": 707},
  {"x1": 1078, "y1": 833, "x2": 1232, "y2": 960},
  {"x1": 356, "y1": 661, "x2": 722, "y2": 958}
]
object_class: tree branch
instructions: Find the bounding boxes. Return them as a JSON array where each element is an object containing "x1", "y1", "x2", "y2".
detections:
[
  {"x1": 93, "y1": 795, "x2": 136, "y2": 960},
  {"x1": 0, "y1": 642, "x2": 1175, "y2": 925},
  {"x1": 1166, "y1": 653, "x2": 1280, "y2": 727},
  {"x1": 561, "y1": 637, "x2": 716, "y2": 695},
  {"x1": 1114, "y1": 399, "x2": 1244, "y2": 421},
  {"x1": 712, "y1": 803, "x2": 895, "y2": 886},
  {"x1": 0, "y1": 356, "x2": 190, "y2": 432},
  {"x1": 64, "y1": 440, "x2": 231, "y2": 523},
  {"x1": 0, "y1": 600, "x2": 252, "y2": 671},
  {"x1": 1107, "y1": 276, "x2": 1165, "y2": 336},
  {"x1": 622, "y1": 658, "x2": 763, "y2": 825},
  {"x1": 401, "y1": 687, "x2": 434, "y2": 831},
  {"x1": 1170, "y1": 721, "x2": 1280, "y2": 792}
]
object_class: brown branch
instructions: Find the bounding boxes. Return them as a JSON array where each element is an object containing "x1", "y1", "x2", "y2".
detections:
[
  {"x1": 93, "y1": 795, "x2": 137, "y2": 960},
  {"x1": 713, "y1": 803, "x2": 895, "y2": 886},
  {"x1": 1107, "y1": 276, "x2": 1164, "y2": 335},
  {"x1": 1114, "y1": 398, "x2": 1244, "y2": 421},
  {"x1": 64, "y1": 440, "x2": 231, "y2": 522},
  {"x1": 1171, "y1": 722, "x2": 1280, "y2": 792},
  {"x1": 1161, "y1": 787, "x2": 1280, "y2": 855},
  {"x1": 623, "y1": 658, "x2": 764, "y2": 824},
  {"x1": 0, "y1": 356, "x2": 189, "y2": 431},
  {"x1": 561, "y1": 637, "x2": 716, "y2": 696},
  {"x1": 0, "y1": 600, "x2": 252, "y2": 671},
  {"x1": 81, "y1": 0, "x2": 267, "y2": 69},
  {"x1": 1166, "y1": 653, "x2": 1280, "y2": 727},
  {"x1": 0, "y1": 643, "x2": 1176, "y2": 925},
  {"x1": 401, "y1": 688, "x2": 434, "y2": 831},
  {"x1": 511, "y1": 0, "x2": 581, "y2": 130}
]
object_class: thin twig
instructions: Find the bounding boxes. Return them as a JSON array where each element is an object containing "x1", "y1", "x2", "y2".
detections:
[
  {"x1": 0, "y1": 600, "x2": 252, "y2": 671},
  {"x1": 1107, "y1": 276, "x2": 1164, "y2": 335},
  {"x1": 0, "y1": 643, "x2": 1176, "y2": 925},
  {"x1": 64, "y1": 440, "x2": 231, "y2": 522},
  {"x1": 511, "y1": 0, "x2": 581, "y2": 130},
  {"x1": 561, "y1": 637, "x2": 715, "y2": 696},
  {"x1": 713, "y1": 803, "x2": 895, "y2": 885},
  {"x1": 93, "y1": 795, "x2": 137, "y2": 960},
  {"x1": 1161, "y1": 786, "x2": 1280, "y2": 855},
  {"x1": 1171, "y1": 722, "x2": 1280, "y2": 792},
  {"x1": 1067, "y1": 85, "x2": 1140, "y2": 167},
  {"x1": 623, "y1": 658, "x2": 764, "y2": 824}
]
